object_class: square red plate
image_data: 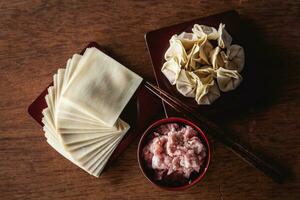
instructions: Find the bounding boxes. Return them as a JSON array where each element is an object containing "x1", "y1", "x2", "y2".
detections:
[
  {"x1": 145, "y1": 10, "x2": 265, "y2": 119},
  {"x1": 27, "y1": 42, "x2": 164, "y2": 169}
]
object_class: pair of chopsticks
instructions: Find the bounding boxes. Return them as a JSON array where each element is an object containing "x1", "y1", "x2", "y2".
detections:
[{"x1": 144, "y1": 81, "x2": 287, "y2": 183}]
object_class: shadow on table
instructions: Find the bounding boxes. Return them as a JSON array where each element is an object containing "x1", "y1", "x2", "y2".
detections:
[{"x1": 216, "y1": 17, "x2": 293, "y2": 183}]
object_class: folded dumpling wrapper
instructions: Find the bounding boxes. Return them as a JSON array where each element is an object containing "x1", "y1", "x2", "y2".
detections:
[
  {"x1": 184, "y1": 43, "x2": 201, "y2": 71},
  {"x1": 210, "y1": 46, "x2": 225, "y2": 70},
  {"x1": 192, "y1": 68, "x2": 220, "y2": 105},
  {"x1": 177, "y1": 32, "x2": 199, "y2": 50},
  {"x1": 192, "y1": 24, "x2": 219, "y2": 40},
  {"x1": 162, "y1": 23, "x2": 245, "y2": 105},
  {"x1": 161, "y1": 58, "x2": 181, "y2": 85},
  {"x1": 176, "y1": 69, "x2": 197, "y2": 98},
  {"x1": 216, "y1": 67, "x2": 242, "y2": 92},
  {"x1": 221, "y1": 44, "x2": 245, "y2": 72},
  {"x1": 197, "y1": 40, "x2": 213, "y2": 65},
  {"x1": 217, "y1": 23, "x2": 232, "y2": 49},
  {"x1": 164, "y1": 36, "x2": 188, "y2": 65}
]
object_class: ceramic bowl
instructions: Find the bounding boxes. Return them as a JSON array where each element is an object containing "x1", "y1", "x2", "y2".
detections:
[{"x1": 137, "y1": 117, "x2": 211, "y2": 190}]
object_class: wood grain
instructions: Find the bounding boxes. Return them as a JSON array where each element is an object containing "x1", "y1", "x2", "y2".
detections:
[{"x1": 0, "y1": 0, "x2": 299, "y2": 199}]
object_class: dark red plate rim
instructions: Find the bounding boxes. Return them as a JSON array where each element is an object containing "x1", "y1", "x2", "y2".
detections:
[
  {"x1": 137, "y1": 117, "x2": 211, "y2": 191},
  {"x1": 145, "y1": 10, "x2": 265, "y2": 119}
]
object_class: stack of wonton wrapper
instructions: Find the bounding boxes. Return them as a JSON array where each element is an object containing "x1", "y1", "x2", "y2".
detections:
[
  {"x1": 42, "y1": 47, "x2": 143, "y2": 177},
  {"x1": 162, "y1": 23, "x2": 245, "y2": 105}
]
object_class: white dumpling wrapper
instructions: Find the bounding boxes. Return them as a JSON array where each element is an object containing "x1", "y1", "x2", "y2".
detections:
[
  {"x1": 84, "y1": 134, "x2": 125, "y2": 176},
  {"x1": 161, "y1": 58, "x2": 182, "y2": 85},
  {"x1": 164, "y1": 36, "x2": 187, "y2": 65},
  {"x1": 195, "y1": 40, "x2": 213, "y2": 65},
  {"x1": 53, "y1": 56, "x2": 117, "y2": 124},
  {"x1": 185, "y1": 43, "x2": 201, "y2": 71},
  {"x1": 61, "y1": 47, "x2": 142, "y2": 127},
  {"x1": 177, "y1": 32, "x2": 199, "y2": 50},
  {"x1": 64, "y1": 134, "x2": 117, "y2": 152},
  {"x1": 62, "y1": 58, "x2": 71, "y2": 89},
  {"x1": 44, "y1": 128, "x2": 89, "y2": 174},
  {"x1": 176, "y1": 69, "x2": 197, "y2": 98},
  {"x1": 184, "y1": 36, "x2": 208, "y2": 71},
  {"x1": 84, "y1": 132, "x2": 124, "y2": 170},
  {"x1": 191, "y1": 68, "x2": 220, "y2": 105},
  {"x1": 218, "y1": 23, "x2": 232, "y2": 49},
  {"x1": 192, "y1": 24, "x2": 219, "y2": 40},
  {"x1": 221, "y1": 44, "x2": 245, "y2": 72},
  {"x1": 161, "y1": 23, "x2": 245, "y2": 105},
  {"x1": 63, "y1": 54, "x2": 82, "y2": 90},
  {"x1": 216, "y1": 67, "x2": 242, "y2": 92},
  {"x1": 61, "y1": 131, "x2": 119, "y2": 145},
  {"x1": 210, "y1": 46, "x2": 225, "y2": 70},
  {"x1": 41, "y1": 50, "x2": 135, "y2": 178}
]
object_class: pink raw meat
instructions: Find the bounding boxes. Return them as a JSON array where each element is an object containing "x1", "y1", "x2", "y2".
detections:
[{"x1": 142, "y1": 123, "x2": 206, "y2": 180}]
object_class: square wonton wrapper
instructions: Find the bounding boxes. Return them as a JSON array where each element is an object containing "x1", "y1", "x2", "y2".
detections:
[
  {"x1": 61, "y1": 47, "x2": 143, "y2": 127},
  {"x1": 45, "y1": 127, "x2": 124, "y2": 177},
  {"x1": 41, "y1": 52, "x2": 132, "y2": 176},
  {"x1": 43, "y1": 65, "x2": 128, "y2": 149},
  {"x1": 48, "y1": 68, "x2": 120, "y2": 130}
]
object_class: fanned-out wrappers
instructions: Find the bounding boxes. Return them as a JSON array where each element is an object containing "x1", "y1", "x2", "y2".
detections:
[
  {"x1": 42, "y1": 47, "x2": 143, "y2": 177},
  {"x1": 161, "y1": 23, "x2": 245, "y2": 105}
]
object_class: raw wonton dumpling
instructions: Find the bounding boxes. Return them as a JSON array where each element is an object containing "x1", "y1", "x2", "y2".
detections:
[
  {"x1": 196, "y1": 40, "x2": 213, "y2": 65},
  {"x1": 177, "y1": 32, "x2": 199, "y2": 50},
  {"x1": 164, "y1": 36, "x2": 187, "y2": 65},
  {"x1": 216, "y1": 67, "x2": 242, "y2": 92},
  {"x1": 218, "y1": 23, "x2": 232, "y2": 49},
  {"x1": 184, "y1": 43, "x2": 201, "y2": 71},
  {"x1": 161, "y1": 58, "x2": 182, "y2": 85},
  {"x1": 162, "y1": 23, "x2": 245, "y2": 105},
  {"x1": 221, "y1": 44, "x2": 245, "y2": 72},
  {"x1": 192, "y1": 24, "x2": 219, "y2": 40},
  {"x1": 176, "y1": 69, "x2": 197, "y2": 98},
  {"x1": 184, "y1": 34, "x2": 210, "y2": 70},
  {"x1": 191, "y1": 68, "x2": 220, "y2": 105},
  {"x1": 210, "y1": 46, "x2": 225, "y2": 70}
]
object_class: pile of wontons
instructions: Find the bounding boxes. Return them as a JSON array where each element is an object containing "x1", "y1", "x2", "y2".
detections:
[
  {"x1": 161, "y1": 23, "x2": 245, "y2": 105},
  {"x1": 42, "y1": 47, "x2": 142, "y2": 177}
]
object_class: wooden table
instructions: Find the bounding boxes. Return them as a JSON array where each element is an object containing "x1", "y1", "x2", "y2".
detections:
[{"x1": 1, "y1": 1, "x2": 299, "y2": 199}]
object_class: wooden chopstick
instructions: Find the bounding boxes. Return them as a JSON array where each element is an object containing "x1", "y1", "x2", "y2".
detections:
[{"x1": 144, "y1": 81, "x2": 287, "y2": 183}]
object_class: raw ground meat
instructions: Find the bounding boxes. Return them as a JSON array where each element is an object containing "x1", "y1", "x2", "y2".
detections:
[{"x1": 142, "y1": 123, "x2": 206, "y2": 180}]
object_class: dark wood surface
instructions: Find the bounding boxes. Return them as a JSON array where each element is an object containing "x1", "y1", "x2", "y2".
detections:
[{"x1": 0, "y1": 1, "x2": 299, "y2": 199}]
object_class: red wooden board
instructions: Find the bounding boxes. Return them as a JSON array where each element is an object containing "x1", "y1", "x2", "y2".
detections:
[
  {"x1": 27, "y1": 42, "x2": 164, "y2": 169},
  {"x1": 145, "y1": 11, "x2": 265, "y2": 119}
]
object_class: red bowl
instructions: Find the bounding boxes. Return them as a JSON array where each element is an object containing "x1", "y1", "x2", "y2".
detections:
[{"x1": 137, "y1": 117, "x2": 211, "y2": 190}]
